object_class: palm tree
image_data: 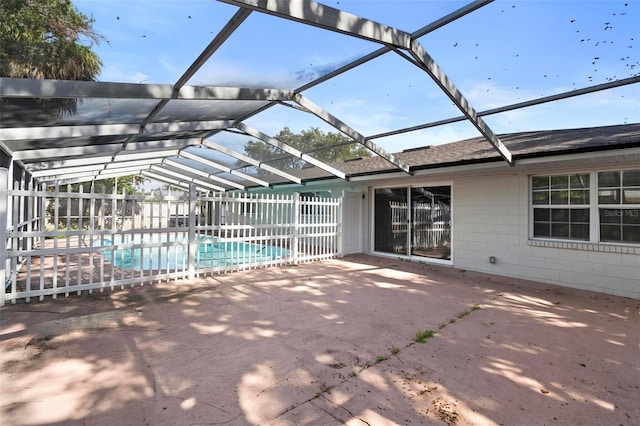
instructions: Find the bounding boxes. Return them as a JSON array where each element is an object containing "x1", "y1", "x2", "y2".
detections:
[
  {"x1": 1, "y1": 0, "x2": 103, "y2": 80},
  {"x1": 0, "y1": 0, "x2": 103, "y2": 116}
]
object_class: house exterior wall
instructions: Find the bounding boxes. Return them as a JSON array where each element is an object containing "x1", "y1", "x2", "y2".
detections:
[
  {"x1": 260, "y1": 154, "x2": 640, "y2": 300},
  {"x1": 452, "y1": 172, "x2": 640, "y2": 299}
]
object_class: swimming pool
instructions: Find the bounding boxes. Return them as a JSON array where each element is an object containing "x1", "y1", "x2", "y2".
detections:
[{"x1": 96, "y1": 235, "x2": 290, "y2": 270}]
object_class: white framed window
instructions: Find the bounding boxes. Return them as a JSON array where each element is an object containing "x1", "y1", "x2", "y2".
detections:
[
  {"x1": 530, "y1": 169, "x2": 640, "y2": 245},
  {"x1": 531, "y1": 173, "x2": 590, "y2": 241},
  {"x1": 598, "y1": 170, "x2": 640, "y2": 243}
]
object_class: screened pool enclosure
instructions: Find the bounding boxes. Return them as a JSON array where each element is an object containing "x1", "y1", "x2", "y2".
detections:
[{"x1": 1, "y1": 0, "x2": 638, "y2": 304}]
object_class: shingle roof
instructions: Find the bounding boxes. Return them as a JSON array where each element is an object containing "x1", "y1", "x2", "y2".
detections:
[{"x1": 292, "y1": 123, "x2": 640, "y2": 182}]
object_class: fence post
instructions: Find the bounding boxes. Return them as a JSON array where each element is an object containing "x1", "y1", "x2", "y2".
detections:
[
  {"x1": 292, "y1": 192, "x2": 300, "y2": 264},
  {"x1": 6, "y1": 161, "x2": 13, "y2": 231},
  {"x1": 337, "y1": 194, "x2": 344, "y2": 257},
  {"x1": 188, "y1": 184, "x2": 196, "y2": 279},
  {"x1": 0, "y1": 168, "x2": 8, "y2": 306}
]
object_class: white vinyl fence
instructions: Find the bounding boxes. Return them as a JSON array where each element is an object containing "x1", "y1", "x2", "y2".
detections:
[
  {"x1": 389, "y1": 200, "x2": 451, "y2": 253},
  {"x1": 1, "y1": 178, "x2": 340, "y2": 305},
  {"x1": 412, "y1": 202, "x2": 451, "y2": 249},
  {"x1": 390, "y1": 200, "x2": 409, "y2": 253}
]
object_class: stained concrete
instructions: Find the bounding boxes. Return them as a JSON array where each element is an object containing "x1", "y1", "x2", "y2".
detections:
[{"x1": 1, "y1": 255, "x2": 638, "y2": 425}]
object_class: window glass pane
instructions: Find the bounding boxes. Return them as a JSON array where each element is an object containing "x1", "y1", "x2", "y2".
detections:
[
  {"x1": 622, "y1": 170, "x2": 640, "y2": 186},
  {"x1": 532, "y1": 176, "x2": 549, "y2": 190},
  {"x1": 374, "y1": 188, "x2": 408, "y2": 255},
  {"x1": 599, "y1": 189, "x2": 620, "y2": 204},
  {"x1": 531, "y1": 171, "x2": 639, "y2": 244},
  {"x1": 600, "y1": 225, "x2": 621, "y2": 242},
  {"x1": 598, "y1": 171, "x2": 619, "y2": 188},
  {"x1": 551, "y1": 223, "x2": 570, "y2": 238},
  {"x1": 533, "y1": 223, "x2": 550, "y2": 237},
  {"x1": 533, "y1": 205, "x2": 590, "y2": 241},
  {"x1": 411, "y1": 186, "x2": 451, "y2": 260},
  {"x1": 551, "y1": 190, "x2": 569, "y2": 205},
  {"x1": 600, "y1": 208, "x2": 622, "y2": 224},
  {"x1": 532, "y1": 191, "x2": 549, "y2": 205},
  {"x1": 623, "y1": 189, "x2": 640, "y2": 204},
  {"x1": 570, "y1": 174, "x2": 589, "y2": 189},
  {"x1": 569, "y1": 190, "x2": 589, "y2": 205},
  {"x1": 571, "y1": 224, "x2": 590, "y2": 240},
  {"x1": 600, "y1": 207, "x2": 640, "y2": 243},
  {"x1": 622, "y1": 209, "x2": 640, "y2": 225},
  {"x1": 570, "y1": 209, "x2": 590, "y2": 222},
  {"x1": 533, "y1": 208, "x2": 550, "y2": 221},
  {"x1": 551, "y1": 175, "x2": 568, "y2": 189},
  {"x1": 551, "y1": 208, "x2": 569, "y2": 222},
  {"x1": 622, "y1": 226, "x2": 640, "y2": 243}
]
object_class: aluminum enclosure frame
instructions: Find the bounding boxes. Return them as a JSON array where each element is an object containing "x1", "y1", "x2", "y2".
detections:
[{"x1": 1, "y1": 0, "x2": 638, "y2": 192}]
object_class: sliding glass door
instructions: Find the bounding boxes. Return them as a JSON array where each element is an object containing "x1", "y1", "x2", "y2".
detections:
[
  {"x1": 410, "y1": 186, "x2": 451, "y2": 260},
  {"x1": 374, "y1": 188, "x2": 408, "y2": 255},
  {"x1": 374, "y1": 185, "x2": 451, "y2": 261}
]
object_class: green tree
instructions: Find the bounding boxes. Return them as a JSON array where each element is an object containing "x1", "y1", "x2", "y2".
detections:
[
  {"x1": 0, "y1": 0, "x2": 103, "y2": 80},
  {"x1": 1, "y1": 0, "x2": 104, "y2": 118},
  {"x1": 242, "y1": 127, "x2": 371, "y2": 172}
]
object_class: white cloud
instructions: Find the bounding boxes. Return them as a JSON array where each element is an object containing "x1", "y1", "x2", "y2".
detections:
[
  {"x1": 326, "y1": 98, "x2": 396, "y2": 133},
  {"x1": 188, "y1": 60, "x2": 300, "y2": 89}
]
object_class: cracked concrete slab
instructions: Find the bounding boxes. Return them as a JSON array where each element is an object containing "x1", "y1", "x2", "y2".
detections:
[{"x1": 1, "y1": 255, "x2": 638, "y2": 425}]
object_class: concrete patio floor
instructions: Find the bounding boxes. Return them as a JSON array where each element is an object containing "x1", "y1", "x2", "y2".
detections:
[{"x1": 1, "y1": 254, "x2": 638, "y2": 425}]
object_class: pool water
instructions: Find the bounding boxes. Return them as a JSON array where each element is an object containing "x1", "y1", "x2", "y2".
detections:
[{"x1": 97, "y1": 236, "x2": 290, "y2": 270}]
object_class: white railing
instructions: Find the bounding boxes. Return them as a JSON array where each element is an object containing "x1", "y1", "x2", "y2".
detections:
[
  {"x1": 412, "y1": 202, "x2": 451, "y2": 249},
  {"x1": 1, "y1": 182, "x2": 340, "y2": 305},
  {"x1": 390, "y1": 201, "x2": 408, "y2": 253},
  {"x1": 388, "y1": 200, "x2": 451, "y2": 254}
]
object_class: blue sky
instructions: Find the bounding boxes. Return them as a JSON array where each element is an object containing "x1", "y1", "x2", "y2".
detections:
[{"x1": 75, "y1": 0, "x2": 640, "y2": 153}]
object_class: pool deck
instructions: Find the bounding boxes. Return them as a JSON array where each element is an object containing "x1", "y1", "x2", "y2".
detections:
[{"x1": 1, "y1": 254, "x2": 639, "y2": 425}]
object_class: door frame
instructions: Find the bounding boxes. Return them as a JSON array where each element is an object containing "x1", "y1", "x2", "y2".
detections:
[
  {"x1": 370, "y1": 181, "x2": 453, "y2": 265},
  {"x1": 341, "y1": 190, "x2": 364, "y2": 255}
]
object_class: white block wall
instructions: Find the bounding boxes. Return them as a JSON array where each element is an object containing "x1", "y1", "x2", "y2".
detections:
[{"x1": 452, "y1": 173, "x2": 640, "y2": 299}]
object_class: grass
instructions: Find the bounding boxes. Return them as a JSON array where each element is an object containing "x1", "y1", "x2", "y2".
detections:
[
  {"x1": 423, "y1": 304, "x2": 483, "y2": 340},
  {"x1": 414, "y1": 329, "x2": 437, "y2": 343},
  {"x1": 456, "y1": 304, "x2": 481, "y2": 319},
  {"x1": 344, "y1": 304, "x2": 481, "y2": 383},
  {"x1": 456, "y1": 309, "x2": 470, "y2": 319},
  {"x1": 376, "y1": 355, "x2": 390, "y2": 363},
  {"x1": 316, "y1": 385, "x2": 331, "y2": 396}
]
